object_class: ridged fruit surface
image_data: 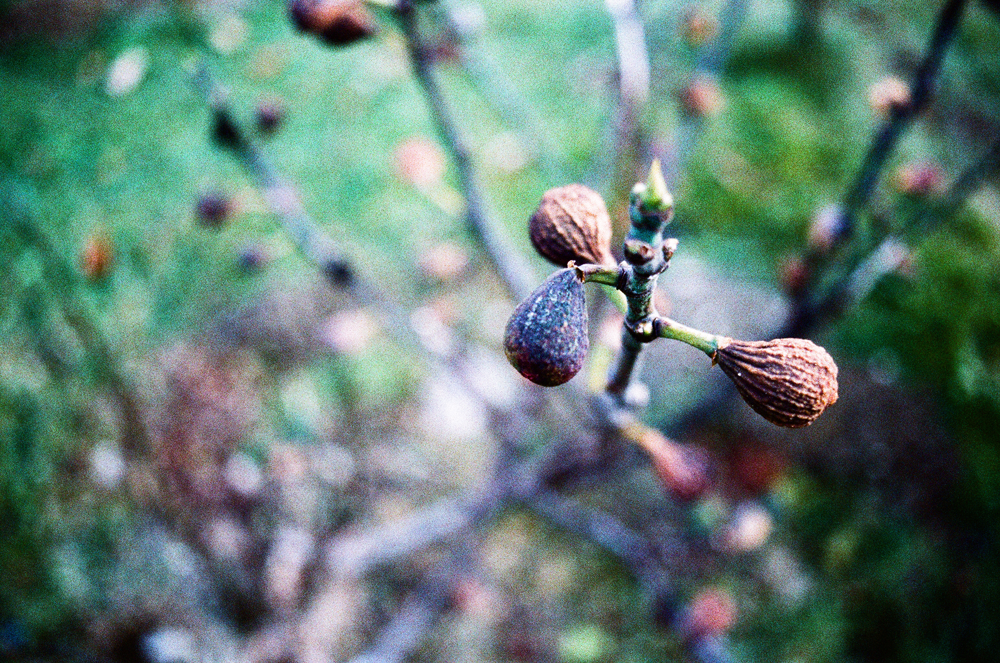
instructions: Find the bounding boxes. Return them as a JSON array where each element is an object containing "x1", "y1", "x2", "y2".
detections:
[
  {"x1": 715, "y1": 338, "x2": 838, "y2": 428},
  {"x1": 504, "y1": 269, "x2": 589, "y2": 386},
  {"x1": 530, "y1": 184, "x2": 614, "y2": 267}
]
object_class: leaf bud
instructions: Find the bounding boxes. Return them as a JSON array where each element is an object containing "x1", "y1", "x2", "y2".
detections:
[
  {"x1": 504, "y1": 269, "x2": 589, "y2": 386},
  {"x1": 715, "y1": 337, "x2": 838, "y2": 428},
  {"x1": 529, "y1": 184, "x2": 615, "y2": 267}
]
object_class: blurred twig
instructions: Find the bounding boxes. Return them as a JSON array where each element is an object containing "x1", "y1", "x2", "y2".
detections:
[
  {"x1": 666, "y1": 0, "x2": 748, "y2": 187},
  {"x1": 437, "y1": 0, "x2": 568, "y2": 184},
  {"x1": 398, "y1": 1, "x2": 536, "y2": 302},
  {"x1": 606, "y1": 0, "x2": 651, "y2": 107},
  {"x1": 806, "y1": 133, "x2": 1000, "y2": 323},
  {"x1": 842, "y1": 0, "x2": 968, "y2": 220},
  {"x1": 345, "y1": 575, "x2": 454, "y2": 663},
  {"x1": 787, "y1": 0, "x2": 969, "y2": 335}
]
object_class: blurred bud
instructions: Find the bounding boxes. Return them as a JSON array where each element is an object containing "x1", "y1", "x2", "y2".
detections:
[
  {"x1": 868, "y1": 75, "x2": 910, "y2": 118},
  {"x1": 143, "y1": 628, "x2": 198, "y2": 663},
  {"x1": 807, "y1": 203, "x2": 850, "y2": 253},
  {"x1": 893, "y1": 161, "x2": 944, "y2": 197},
  {"x1": 321, "y1": 308, "x2": 379, "y2": 354},
  {"x1": 81, "y1": 232, "x2": 114, "y2": 281},
  {"x1": 289, "y1": 0, "x2": 377, "y2": 47},
  {"x1": 681, "y1": 9, "x2": 718, "y2": 46},
  {"x1": 265, "y1": 526, "x2": 315, "y2": 611},
  {"x1": 715, "y1": 338, "x2": 839, "y2": 428},
  {"x1": 450, "y1": 2, "x2": 486, "y2": 36},
  {"x1": 89, "y1": 440, "x2": 125, "y2": 489},
  {"x1": 531, "y1": 185, "x2": 615, "y2": 267},
  {"x1": 679, "y1": 75, "x2": 724, "y2": 117},
  {"x1": 209, "y1": 14, "x2": 249, "y2": 55},
  {"x1": 237, "y1": 245, "x2": 269, "y2": 272},
  {"x1": 410, "y1": 304, "x2": 456, "y2": 356},
  {"x1": 255, "y1": 98, "x2": 285, "y2": 134},
  {"x1": 418, "y1": 241, "x2": 469, "y2": 282},
  {"x1": 394, "y1": 136, "x2": 446, "y2": 187},
  {"x1": 204, "y1": 517, "x2": 250, "y2": 562},
  {"x1": 683, "y1": 588, "x2": 737, "y2": 637},
  {"x1": 196, "y1": 192, "x2": 232, "y2": 228},
  {"x1": 452, "y1": 577, "x2": 503, "y2": 619},
  {"x1": 224, "y1": 451, "x2": 264, "y2": 497},
  {"x1": 721, "y1": 502, "x2": 774, "y2": 552},
  {"x1": 505, "y1": 269, "x2": 589, "y2": 386},
  {"x1": 633, "y1": 426, "x2": 712, "y2": 501},
  {"x1": 731, "y1": 442, "x2": 786, "y2": 495},
  {"x1": 778, "y1": 255, "x2": 810, "y2": 297},
  {"x1": 105, "y1": 46, "x2": 148, "y2": 97},
  {"x1": 650, "y1": 441, "x2": 711, "y2": 502}
]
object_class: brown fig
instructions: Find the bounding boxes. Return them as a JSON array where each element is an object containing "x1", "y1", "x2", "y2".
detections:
[
  {"x1": 715, "y1": 338, "x2": 838, "y2": 428},
  {"x1": 529, "y1": 184, "x2": 614, "y2": 267},
  {"x1": 504, "y1": 269, "x2": 588, "y2": 387},
  {"x1": 289, "y1": 0, "x2": 376, "y2": 47}
]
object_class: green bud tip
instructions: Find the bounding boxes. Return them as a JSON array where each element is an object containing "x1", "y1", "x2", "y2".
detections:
[{"x1": 639, "y1": 159, "x2": 673, "y2": 213}]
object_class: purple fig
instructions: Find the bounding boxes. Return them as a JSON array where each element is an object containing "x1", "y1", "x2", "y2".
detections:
[{"x1": 504, "y1": 269, "x2": 588, "y2": 387}]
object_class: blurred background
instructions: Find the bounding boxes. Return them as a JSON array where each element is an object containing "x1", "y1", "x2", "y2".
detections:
[{"x1": 2, "y1": 0, "x2": 1000, "y2": 661}]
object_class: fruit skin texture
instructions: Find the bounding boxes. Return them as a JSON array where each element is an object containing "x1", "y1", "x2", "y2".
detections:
[
  {"x1": 715, "y1": 338, "x2": 838, "y2": 428},
  {"x1": 530, "y1": 184, "x2": 615, "y2": 267},
  {"x1": 504, "y1": 269, "x2": 589, "y2": 387}
]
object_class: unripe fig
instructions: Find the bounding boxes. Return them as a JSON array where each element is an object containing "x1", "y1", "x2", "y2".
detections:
[
  {"x1": 715, "y1": 338, "x2": 838, "y2": 428},
  {"x1": 504, "y1": 269, "x2": 589, "y2": 386},
  {"x1": 529, "y1": 184, "x2": 614, "y2": 267}
]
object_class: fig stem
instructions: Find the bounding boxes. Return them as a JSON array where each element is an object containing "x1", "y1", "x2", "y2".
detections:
[
  {"x1": 575, "y1": 262, "x2": 629, "y2": 314},
  {"x1": 652, "y1": 316, "x2": 727, "y2": 357}
]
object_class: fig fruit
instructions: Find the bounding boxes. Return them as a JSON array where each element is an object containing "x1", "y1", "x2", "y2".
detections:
[
  {"x1": 715, "y1": 337, "x2": 838, "y2": 428},
  {"x1": 529, "y1": 184, "x2": 614, "y2": 267},
  {"x1": 504, "y1": 269, "x2": 589, "y2": 386}
]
